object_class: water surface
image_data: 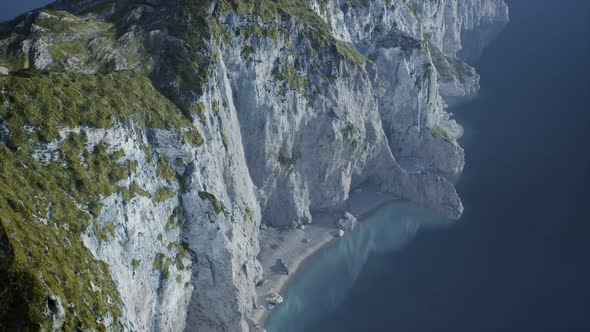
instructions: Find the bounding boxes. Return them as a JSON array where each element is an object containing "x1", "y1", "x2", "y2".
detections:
[{"x1": 265, "y1": 203, "x2": 453, "y2": 332}]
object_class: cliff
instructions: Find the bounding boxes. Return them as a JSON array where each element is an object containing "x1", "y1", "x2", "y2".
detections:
[{"x1": 0, "y1": 0, "x2": 508, "y2": 331}]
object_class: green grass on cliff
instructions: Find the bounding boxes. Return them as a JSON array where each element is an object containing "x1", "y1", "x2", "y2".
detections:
[
  {"x1": 0, "y1": 69, "x2": 203, "y2": 146},
  {"x1": 0, "y1": 1, "x2": 373, "y2": 328},
  {"x1": 0, "y1": 143, "x2": 124, "y2": 330},
  {"x1": 427, "y1": 42, "x2": 474, "y2": 83},
  {"x1": 0, "y1": 68, "x2": 206, "y2": 329},
  {"x1": 198, "y1": 191, "x2": 226, "y2": 215},
  {"x1": 431, "y1": 125, "x2": 454, "y2": 143},
  {"x1": 217, "y1": 0, "x2": 367, "y2": 66},
  {"x1": 1, "y1": 0, "x2": 367, "y2": 115},
  {"x1": 154, "y1": 187, "x2": 176, "y2": 203}
]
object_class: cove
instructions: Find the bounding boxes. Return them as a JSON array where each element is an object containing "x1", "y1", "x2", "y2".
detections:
[
  {"x1": 264, "y1": 202, "x2": 454, "y2": 332},
  {"x1": 266, "y1": 0, "x2": 590, "y2": 331}
]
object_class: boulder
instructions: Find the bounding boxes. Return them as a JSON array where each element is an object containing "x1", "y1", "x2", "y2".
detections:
[
  {"x1": 337, "y1": 212, "x2": 357, "y2": 231},
  {"x1": 0, "y1": 66, "x2": 9, "y2": 76},
  {"x1": 43, "y1": 294, "x2": 65, "y2": 331},
  {"x1": 266, "y1": 292, "x2": 283, "y2": 305}
]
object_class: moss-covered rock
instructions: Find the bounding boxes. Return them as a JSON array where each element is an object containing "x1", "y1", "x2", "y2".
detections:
[
  {"x1": 198, "y1": 191, "x2": 225, "y2": 215},
  {"x1": 0, "y1": 69, "x2": 203, "y2": 146},
  {"x1": 431, "y1": 125, "x2": 454, "y2": 143},
  {"x1": 153, "y1": 187, "x2": 176, "y2": 203},
  {"x1": 0, "y1": 143, "x2": 124, "y2": 330}
]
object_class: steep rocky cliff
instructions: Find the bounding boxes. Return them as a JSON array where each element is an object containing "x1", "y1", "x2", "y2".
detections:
[{"x1": 0, "y1": 0, "x2": 508, "y2": 330}]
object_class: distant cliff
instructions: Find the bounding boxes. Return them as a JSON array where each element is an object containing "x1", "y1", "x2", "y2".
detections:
[{"x1": 0, "y1": 0, "x2": 508, "y2": 330}]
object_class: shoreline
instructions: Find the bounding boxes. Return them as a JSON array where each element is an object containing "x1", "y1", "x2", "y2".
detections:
[{"x1": 252, "y1": 185, "x2": 397, "y2": 328}]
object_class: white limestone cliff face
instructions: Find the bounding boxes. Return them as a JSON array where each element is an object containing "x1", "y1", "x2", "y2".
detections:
[
  {"x1": 37, "y1": 87, "x2": 265, "y2": 331},
  {"x1": 309, "y1": 0, "x2": 509, "y2": 59},
  {"x1": 77, "y1": 126, "x2": 194, "y2": 332},
  {"x1": 220, "y1": 12, "x2": 463, "y2": 231},
  {"x1": 308, "y1": 0, "x2": 508, "y2": 175},
  {"x1": 1, "y1": 0, "x2": 509, "y2": 331},
  {"x1": 185, "y1": 1, "x2": 505, "y2": 328}
]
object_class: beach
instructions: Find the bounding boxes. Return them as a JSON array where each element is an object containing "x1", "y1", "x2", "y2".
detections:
[{"x1": 252, "y1": 185, "x2": 397, "y2": 327}]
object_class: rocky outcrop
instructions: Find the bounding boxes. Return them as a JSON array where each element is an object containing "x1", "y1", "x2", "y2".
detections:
[
  {"x1": 0, "y1": 0, "x2": 508, "y2": 331},
  {"x1": 265, "y1": 292, "x2": 284, "y2": 306},
  {"x1": 337, "y1": 212, "x2": 358, "y2": 231}
]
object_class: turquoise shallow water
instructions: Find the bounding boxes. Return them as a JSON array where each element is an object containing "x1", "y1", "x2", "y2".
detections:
[{"x1": 265, "y1": 203, "x2": 453, "y2": 332}]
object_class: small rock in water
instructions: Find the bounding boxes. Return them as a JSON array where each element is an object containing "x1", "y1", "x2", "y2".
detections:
[
  {"x1": 337, "y1": 211, "x2": 357, "y2": 231},
  {"x1": 302, "y1": 238, "x2": 311, "y2": 244},
  {"x1": 260, "y1": 224, "x2": 268, "y2": 230},
  {"x1": 337, "y1": 229, "x2": 345, "y2": 238},
  {"x1": 297, "y1": 224, "x2": 306, "y2": 230},
  {"x1": 266, "y1": 292, "x2": 283, "y2": 305}
]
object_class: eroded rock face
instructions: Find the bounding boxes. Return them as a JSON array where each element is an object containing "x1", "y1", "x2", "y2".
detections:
[
  {"x1": 44, "y1": 295, "x2": 65, "y2": 331},
  {"x1": 0, "y1": 0, "x2": 508, "y2": 331}
]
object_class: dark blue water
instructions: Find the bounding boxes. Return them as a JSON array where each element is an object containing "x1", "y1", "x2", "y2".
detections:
[
  {"x1": 0, "y1": 0, "x2": 52, "y2": 22},
  {"x1": 268, "y1": 1, "x2": 590, "y2": 331}
]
